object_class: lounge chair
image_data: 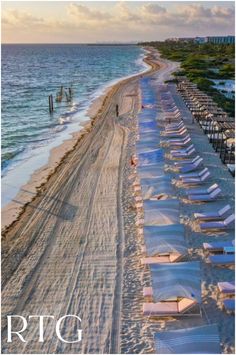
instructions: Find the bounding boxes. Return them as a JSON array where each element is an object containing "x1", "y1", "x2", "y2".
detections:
[
  {"x1": 166, "y1": 134, "x2": 190, "y2": 144},
  {"x1": 143, "y1": 298, "x2": 198, "y2": 317},
  {"x1": 223, "y1": 298, "x2": 235, "y2": 313},
  {"x1": 171, "y1": 144, "x2": 194, "y2": 155},
  {"x1": 207, "y1": 254, "x2": 235, "y2": 266},
  {"x1": 179, "y1": 167, "x2": 208, "y2": 179},
  {"x1": 182, "y1": 171, "x2": 211, "y2": 185},
  {"x1": 172, "y1": 147, "x2": 196, "y2": 158},
  {"x1": 172, "y1": 148, "x2": 196, "y2": 158},
  {"x1": 188, "y1": 187, "x2": 221, "y2": 202},
  {"x1": 200, "y1": 214, "x2": 235, "y2": 230},
  {"x1": 169, "y1": 138, "x2": 192, "y2": 148},
  {"x1": 203, "y1": 240, "x2": 234, "y2": 253},
  {"x1": 186, "y1": 183, "x2": 218, "y2": 196},
  {"x1": 162, "y1": 128, "x2": 187, "y2": 137},
  {"x1": 154, "y1": 324, "x2": 221, "y2": 354},
  {"x1": 217, "y1": 281, "x2": 235, "y2": 296},
  {"x1": 194, "y1": 204, "x2": 231, "y2": 220},
  {"x1": 179, "y1": 158, "x2": 203, "y2": 173},
  {"x1": 174, "y1": 155, "x2": 200, "y2": 166},
  {"x1": 166, "y1": 121, "x2": 184, "y2": 131}
]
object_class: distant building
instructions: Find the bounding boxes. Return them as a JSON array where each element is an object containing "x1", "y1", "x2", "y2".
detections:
[
  {"x1": 167, "y1": 35, "x2": 235, "y2": 45},
  {"x1": 195, "y1": 37, "x2": 208, "y2": 44},
  {"x1": 206, "y1": 36, "x2": 235, "y2": 44},
  {"x1": 165, "y1": 37, "x2": 194, "y2": 43}
]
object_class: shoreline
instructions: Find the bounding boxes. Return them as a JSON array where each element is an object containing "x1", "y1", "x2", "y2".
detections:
[{"x1": 1, "y1": 48, "x2": 155, "y2": 234}]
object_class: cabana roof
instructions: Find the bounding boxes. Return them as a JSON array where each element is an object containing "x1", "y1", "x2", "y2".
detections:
[
  {"x1": 140, "y1": 181, "x2": 174, "y2": 200},
  {"x1": 154, "y1": 324, "x2": 221, "y2": 354},
  {"x1": 137, "y1": 164, "x2": 165, "y2": 179},
  {"x1": 144, "y1": 199, "x2": 180, "y2": 226},
  {"x1": 149, "y1": 261, "x2": 201, "y2": 302},
  {"x1": 138, "y1": 148, "x2": 164, "y2": 166},
  {"x1": 144, "y1": 225, "x2": 187, "y2": 256}
]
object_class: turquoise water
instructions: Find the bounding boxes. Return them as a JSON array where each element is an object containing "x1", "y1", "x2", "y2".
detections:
[{"x1": 2, "y1": 44, "x2": 147, "y2": 206}]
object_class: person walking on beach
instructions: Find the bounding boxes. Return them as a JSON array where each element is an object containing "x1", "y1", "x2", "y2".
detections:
[{"x1": 115, "y1": 104, "x2": 119, "y2": 117}]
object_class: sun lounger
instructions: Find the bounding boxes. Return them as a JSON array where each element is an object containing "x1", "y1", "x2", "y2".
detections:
[
  {"x1": 174, "y1": 155, "x2": 200, "y2": 166},
  {"x1": 207, "y1": 254, "x2": 235, "y2": 266},
  {"x1": 143, "y1": 298, "x2": 197, "y2": 316},
  {"x1": 171, "y1": 144, "x2": 194, "y2": 155},
  {"x1": 169, "y1": 138, "x2": 192, "y2": 148},
  {"x1": 179, "y1": 158, "x2": 203, "y2": 173},
  {"x1": 166, "y1": 122, "x2": 184, "y2": 131},
  {"x1": 194, "y1": 204, "x2": 231, "y2": 220},
  {"x1": 200, "y1": 214, "x2": 235, "y2": 229},
  {"x1": 179, "y1": 167, "x2": 208, "y2": 179},
  {"x1": 154, "y1": 324, "x2": 221, "y2": 354},
  {"x1": 162, "y1": 128, "x2": 187, "y2": 137},
  {"x1": 217, "y1": 281, "x2": 235, "y2": 296},
  {"x1": 182, "y1": 171, "x2": 210, "y2": 185},
  {"x1": 166, "y1": 134, "x2": 190, "y2": 144},
  {"x1": 186, "y1": 183, "x2": 218, "y2": 195},
  {"x1": 188, "y1": 188, "x2": 221, "y2": 202},
  {"x1": 223, "y1": 298, "x2": 235, "y2": 313},
  {"x1": 203, "y1": 240, "x2": 234, "y2": 253},
  {"x1": 172, "y1": 147, "x2": 196, "y2": 158}
]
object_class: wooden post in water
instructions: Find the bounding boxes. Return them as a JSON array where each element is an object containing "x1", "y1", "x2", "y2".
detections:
[
  {"x1": 49, "y1": 94, "x2": 54, "y2": 113},
  {"x1": 69, "y1": 87, "x2": 72, "y2": 100},
  {"x1": 60, "y1": 86, "x2": 63, "y2": 97}
]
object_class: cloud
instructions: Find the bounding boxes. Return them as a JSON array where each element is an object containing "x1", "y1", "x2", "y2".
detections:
[
  {"x1": 2, "y1": 2, "x2": 235, "y2": 43},
  {"x1": 67, "y1": 3, "x2": 111, "y2": 23},
  {"x1": 2, "y1": 8, "x2": 44, "y2": 27}
]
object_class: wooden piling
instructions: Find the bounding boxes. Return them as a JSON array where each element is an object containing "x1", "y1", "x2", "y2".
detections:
[
  {"x1": 49, "y1": 94, "x2": 54, "y2": 113},
  {"x1": 69, "y1": 88, "x2": 72, "y2": 99}
]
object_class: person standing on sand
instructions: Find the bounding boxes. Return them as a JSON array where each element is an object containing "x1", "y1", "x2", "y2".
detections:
[{"x1": 115, "y1": 104, "x2": 119, "y2": 117}]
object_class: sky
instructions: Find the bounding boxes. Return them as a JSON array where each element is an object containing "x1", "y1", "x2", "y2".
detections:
[{"x1": 2, "y1": 1, "x2": 235, "y2": 43}]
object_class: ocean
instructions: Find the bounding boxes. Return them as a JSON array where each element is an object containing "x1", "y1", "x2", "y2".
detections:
[{"x1": 1, "y1": 44, "x2": 148, "y2": 206}]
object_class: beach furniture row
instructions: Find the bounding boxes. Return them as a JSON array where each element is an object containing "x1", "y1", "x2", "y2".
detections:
[
  {"x1": 133, "y1": 82, "x2": 234, "y2": 352},
  {"x1": 176, "y1": 77, "x2": 235, "y2": 176}
]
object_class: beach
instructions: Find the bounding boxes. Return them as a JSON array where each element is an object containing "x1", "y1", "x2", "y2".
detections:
[
  {"x1": 1, "y1": 48, "x2": 235, "y2": 354},
  {"x1": 1, "y1": 48, "x2": 158, "y2": 353}
]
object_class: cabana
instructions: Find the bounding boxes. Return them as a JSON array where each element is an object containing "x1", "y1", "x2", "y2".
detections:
[
  {"x1": 154, "y1": 324, "x2": 221, "y2": 354},
  {"x1": 139, "y1": 121, "x2": 158, "y2": 133},
  {"x1": 138, "y1": 179, "x2": 174, "y2": 201},
  {"x1": 137, "y1": 164, "x2": 165, "y2": 179},
  {"x1": 141, "y1": 225, "x2": 187, "y2": 264},
  {"x1": 137, "y1": 149, "x2": 164, "y2": 166},
  {"x1": 143, "y1": 199, "x2": 180, "y2": 226},
  {"x1": 143, "y1": 261, "x2": 201, "y2": 316}
]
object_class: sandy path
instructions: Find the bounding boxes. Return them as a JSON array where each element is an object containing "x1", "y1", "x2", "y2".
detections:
[{"x1": 1, "y1": 74, "x2": 141, "y2": 353}]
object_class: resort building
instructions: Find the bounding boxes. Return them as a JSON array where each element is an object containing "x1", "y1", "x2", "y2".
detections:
[
  {"x1": 207, "y1": 36, "x2": 235, "y2": 44},
  {"x1": 168, "y1": 36, "x2": 235, "y2": 45},
  {"x1": 195, "y1": 36, "x2": 235, "y2": 44}
]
